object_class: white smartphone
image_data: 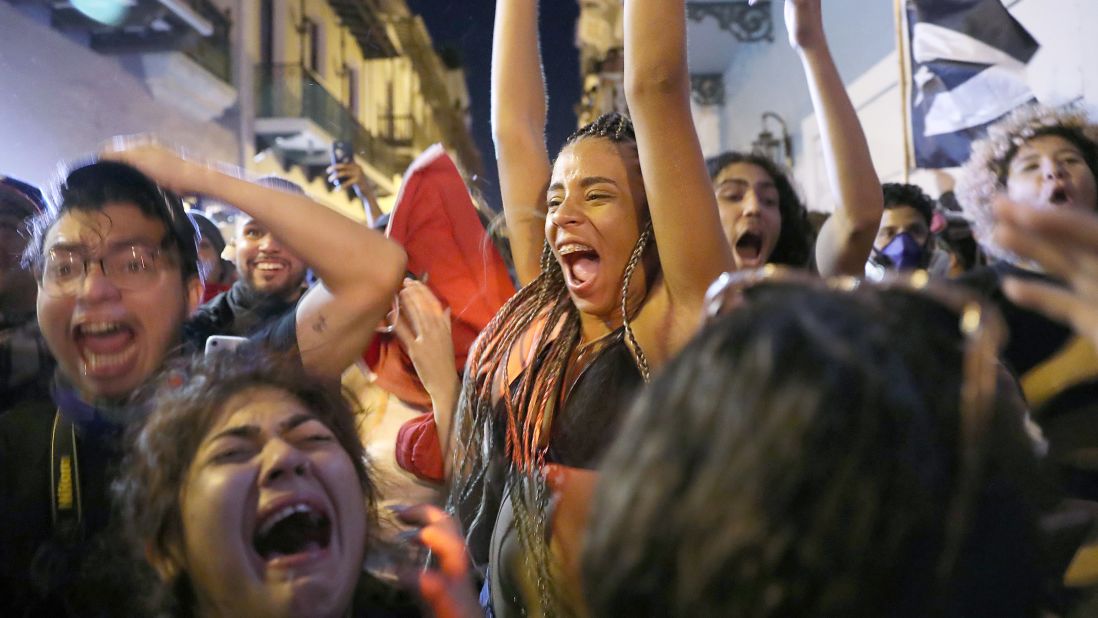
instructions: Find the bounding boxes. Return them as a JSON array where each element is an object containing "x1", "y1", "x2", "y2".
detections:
[{"x1": 204, "y1": 335, "x2": 248, "y2": 356}]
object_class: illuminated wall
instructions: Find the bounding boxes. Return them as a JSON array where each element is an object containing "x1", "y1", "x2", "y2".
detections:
[{"x1": 0, "y1": 2, "x2": 238, "y2": 188}]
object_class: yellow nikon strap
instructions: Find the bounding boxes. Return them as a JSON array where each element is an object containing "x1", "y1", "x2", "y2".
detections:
[
  {"x1": 49, "y1": 411, "x2": 83, "y2": 538},
  {"x1": 1021, "y1": 335, "x2": 1098, "y2": 410}
]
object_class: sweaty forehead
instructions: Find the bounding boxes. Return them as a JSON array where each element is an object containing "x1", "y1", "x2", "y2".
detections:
[{"x1": 44, "y1": 202, "x2": 167, "y2": 253}]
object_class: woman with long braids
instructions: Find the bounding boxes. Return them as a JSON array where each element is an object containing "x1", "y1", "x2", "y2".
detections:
[{"x1": 446, "y1": 0, "x2": 732, "y2": 614}]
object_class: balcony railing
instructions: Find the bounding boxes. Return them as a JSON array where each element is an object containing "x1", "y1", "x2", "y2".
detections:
[
  {"x1": 379, "y1": 113, "x2": 414, "y2": 147},
  {"x1": 386, "y1": 16, "x2": 482, "y2": 175},
  {"x1": 255, "y1": 63, "x2": 406, "y2": 173}
]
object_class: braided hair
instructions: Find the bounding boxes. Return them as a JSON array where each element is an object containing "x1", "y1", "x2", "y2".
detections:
[{"x1": 446, "y1": 112, "x2": 655, "y2": 613}]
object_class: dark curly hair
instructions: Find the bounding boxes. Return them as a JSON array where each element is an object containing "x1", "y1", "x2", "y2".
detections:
[
  {"x1": 706, "y1": 152, "x2": 813, "y2": 267},
  {"x1": 114, "y1": 349, "x2": 374, "y2": 616},
  {"x1": 883, "y1": 182, "x2": 935, "y2": 227},
  {"x1": 582, "y1": 283, "x2": 1043, "y2": 617},
  {"x1": 22, "y1": 159, "x2": 200, "y2": 284}
]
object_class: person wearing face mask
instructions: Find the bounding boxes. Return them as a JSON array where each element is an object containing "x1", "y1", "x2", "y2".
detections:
[
  {"x1": 867, "y1": 183, "x2": 936, "y2": 274},
  {"x1": 956, "y1": 103, "x2": 1098, "y2": 508}
]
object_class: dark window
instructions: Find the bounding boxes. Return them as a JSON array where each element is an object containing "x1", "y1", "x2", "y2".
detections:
[
  {"x1": 346, "y1": 66, "x2": 359, "y2": 116},
  {"x1": 303, "y1": 18, "x2": 320, "y2": 74},
  {"x1": 259, "y1": 0, "x2": 273, "y2": 66}
]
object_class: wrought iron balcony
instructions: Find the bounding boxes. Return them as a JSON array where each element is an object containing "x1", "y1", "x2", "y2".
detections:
[
  {"x1": 255, "y1": 63, "x2": 407, "y2": 174},
  {"x1": 685, "y1": 1, "x2": 774, "y2": 43},
  {"x1": 386, "y1": 15, "x2": 483, "y2": 176},
  {"x1": 378, "y1": 113, "x2": 416, "y2": 148},
  {"x1": 326, "y1": 0, "x2": 400, "y2": 59}
]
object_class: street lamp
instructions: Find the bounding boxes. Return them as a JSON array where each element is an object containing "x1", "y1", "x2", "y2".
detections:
[{"x1": 752, "y1": 111, "x2": 793, "y2": 169}]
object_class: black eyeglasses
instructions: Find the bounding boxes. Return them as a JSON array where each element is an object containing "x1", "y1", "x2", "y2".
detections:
[
  {"x1": 703, "y1": 265, "x2": 1007, "y2": 581},
  {"x1": 39, "y1": 242, "x2": 168, "y2": 297}
]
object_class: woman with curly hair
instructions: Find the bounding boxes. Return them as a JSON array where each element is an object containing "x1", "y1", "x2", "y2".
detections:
[
  {"x1": 115, "y1": 350, "x2": 478, "y2": 617},
  {"x1": 447, "y1": 0, "x2": 732, "y2": 613},
  {"x1": 957, "y1": 103, "x2": 1098, "y2": 263},
  {"x1": 709, "y1": 0, "x2": 883, "y2": 277},
  {"x1": 955, "y1": 102, "x2": 1098, "y2": 504}
]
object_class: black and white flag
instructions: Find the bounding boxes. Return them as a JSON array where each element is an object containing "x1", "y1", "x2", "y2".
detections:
[{"x1": 905, "y1": 0, "x2": 1040, "y2": 168}]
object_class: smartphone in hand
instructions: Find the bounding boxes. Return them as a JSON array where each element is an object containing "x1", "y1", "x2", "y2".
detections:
[
  {"x1": 204, "y1": 335, "x2": 247, "y2": 356},
  {"x1": 331, "y1": 140, "x2": 354, "y2": 173}
]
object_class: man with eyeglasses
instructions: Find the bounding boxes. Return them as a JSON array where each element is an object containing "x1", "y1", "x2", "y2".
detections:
[{"x1": 0, "y1": 142, "x2": 407, "y2": 615}]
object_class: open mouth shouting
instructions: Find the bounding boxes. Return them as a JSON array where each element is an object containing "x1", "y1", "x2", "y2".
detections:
[
  {"x1": 1047, "y1": 184, "x2": 1073, "y2": 208},
  {"x1": 733, "y1": 230, "x2": 767, "y2": 268},
  {"x1": 252, "y1": 498, "x2": 333, "y2": 570},
  {"x1": 558, "y1": 242, "x2": 602, "y2": 295},
  {"x1": 73, "y1": 319, "x2": 138, "y2": 378}
]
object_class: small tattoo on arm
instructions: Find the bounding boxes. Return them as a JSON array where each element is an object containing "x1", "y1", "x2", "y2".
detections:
[{"x1": 312, "y1": 315, "x2": 327, "y2": 333}]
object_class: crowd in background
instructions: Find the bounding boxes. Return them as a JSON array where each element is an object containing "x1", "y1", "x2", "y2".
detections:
[{"x1": 3, "y1": 0, "x2": 1098, "y2": 616}]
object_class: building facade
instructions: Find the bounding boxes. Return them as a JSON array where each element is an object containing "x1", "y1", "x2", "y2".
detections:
[
  {"x1": 574, "y1": 0, "x2": 1098, "y2": 212},
  {"x1": 0, "y1": 0, "x2": 480, "y2": 219}
]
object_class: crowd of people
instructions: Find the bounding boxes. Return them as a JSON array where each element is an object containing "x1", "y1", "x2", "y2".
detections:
[{"x1": 2, "y1": 0, "x2": 1098, "y2": 615}]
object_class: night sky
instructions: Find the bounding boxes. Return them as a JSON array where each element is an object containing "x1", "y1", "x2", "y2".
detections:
[{"x1": 406, "y1": 0, "x2": 580, "y2": 210}]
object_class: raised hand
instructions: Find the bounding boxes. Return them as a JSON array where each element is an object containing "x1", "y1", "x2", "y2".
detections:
[
  {"x1": 394, "y1": 504, "x2": 480, "y2": 618},
  {"x1": 99, "y1": 136, "x2": 205, "y2": 195},
  {"x1": 393, "y1": 279, "x2": 458, "y2": 403},
  {"x1": 393, "y1": 278, "x2": 460, "y2": 454},
  {"x1": 751, "y1": 0, "x2": 824, "y2": 51},
  {"x1": 771, "y1": 0, "x2": 882, "y2": 277},
  {"x1": 327, "y1": 161, "x2": 366, "y2": 192},
  {"x1": 995, "y1": 198, "x2": 1098, "y2": 351}
]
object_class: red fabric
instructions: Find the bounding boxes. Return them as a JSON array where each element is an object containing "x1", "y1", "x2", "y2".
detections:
[
  {"x1": 201, "y1": 281, "x2": 232, "y2": 304},
  {"x1": 371, "y1": 145, "x2": 515, "y2": 479},
  {"x1": 395, "y1": 412, "x2": 446, "y2": 483}
]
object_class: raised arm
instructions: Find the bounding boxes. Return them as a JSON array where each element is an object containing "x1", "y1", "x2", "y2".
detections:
[
  {"x1": 327, "y1": 161, "x2": 385, "y2": 228},
  {"x1": 623, "y1": 0, "x2": 732, "y2": 307},
  {"x1": 392, "y1": 280, "x2": 460, "y2": 468},
  {"x1": 103, "y1": 141, "x2": 406, "y2": 379},
  {"x1": 492, "y1": 0, "x2": 552, "y2": 286},
  {"x1": 783, "y1": 0, "x2": 883, "y2": 276}
]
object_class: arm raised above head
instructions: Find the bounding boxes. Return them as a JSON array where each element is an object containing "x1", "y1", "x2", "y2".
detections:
[
  {"x1": 102, "y1": 140, "x2": 406, "y2": 380},
  {"x1": 492, "y1": 0, "x2": 552, "y2": 287},
  {"x1": 785, "y1": 0, "x2": 883, "y2": 276},
  {"x1": 623, "y1": 0, "x2": 733, "y2": 309}
]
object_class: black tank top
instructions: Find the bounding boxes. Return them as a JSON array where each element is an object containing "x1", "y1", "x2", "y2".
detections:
[{"x1": 489, "y1": 328, "x2": 643, "y2": 616}]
